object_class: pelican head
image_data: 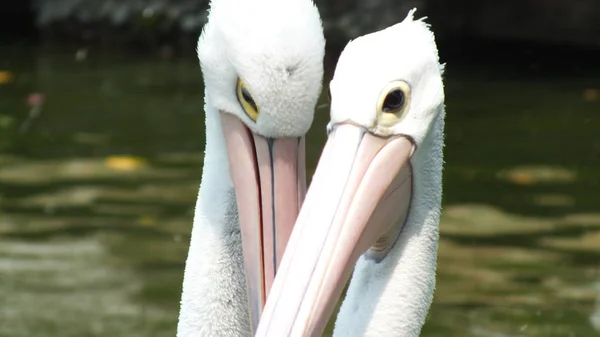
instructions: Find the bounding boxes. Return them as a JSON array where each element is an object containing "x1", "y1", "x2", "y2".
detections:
[
  {"x1": 256, "y1": 10, "x2": 445, "y2": 336},
  {"x1": 200, "y1": 0, "x2": 325, "y2": 137},
  {"x1": 198, "y1": 0, "x2": 325, "y2": 331}
]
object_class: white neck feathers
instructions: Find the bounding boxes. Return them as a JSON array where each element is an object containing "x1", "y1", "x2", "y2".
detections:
[
  {"x1": 333, "y1": 108, "x2": 445, "y2": 337},
  {"x1": 177, "y1": 102, "x2": 250, "y2": 337}
]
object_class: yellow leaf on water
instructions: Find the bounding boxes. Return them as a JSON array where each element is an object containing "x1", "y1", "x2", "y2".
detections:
[
  {"x1": 0, "y1": 71, "x2": 13, "y2": 84},
  {"x1": 138, "y1": 214, "x2": 157, "y2": 226},
  {"x1": 503, "y1": 172, "x2": 535, "y2": 185},
  {"x1": 497, "y1": 166, "x2": 576, "y2": 186},
  {"x1": 104, "y1": 156, "x2": 147, "y2": 171}
]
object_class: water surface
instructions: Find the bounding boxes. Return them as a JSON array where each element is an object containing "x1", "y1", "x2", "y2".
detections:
[{"x1": 0, "y1": 46, "x2": 599, "y2": 336}]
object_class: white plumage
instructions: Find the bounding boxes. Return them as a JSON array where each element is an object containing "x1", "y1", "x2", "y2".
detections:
[
  {"x1": 176, "y1": 0, "x2": 324, "y2": 336},
  {"x1": 256, "y1": 10, "x2": 446, "y2": 337}
]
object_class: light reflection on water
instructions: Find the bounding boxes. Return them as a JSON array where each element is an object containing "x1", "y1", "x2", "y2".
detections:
[{"x1": 0, "y1": 47, "x2": 599, "y2": 336}]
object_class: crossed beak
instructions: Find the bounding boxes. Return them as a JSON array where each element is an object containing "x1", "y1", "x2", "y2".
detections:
[
  {"x1": 255, "y1": 123, "x2": 415, "y2": 337},
  {"x1": 220, "y1": 113, "x2": 307, "y2": 333}
]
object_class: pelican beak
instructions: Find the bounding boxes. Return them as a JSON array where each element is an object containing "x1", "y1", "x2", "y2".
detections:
[
  {"x1": 220, "y1": 113, "x2": 306, "y2": 333},
  {"x1": 255, "y1": 123, "x2": 414, "y2": 337}
]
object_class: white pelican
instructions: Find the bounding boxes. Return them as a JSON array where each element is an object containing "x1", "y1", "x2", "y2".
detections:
[
  {"x1": 255, "y1": 10, "x2": 445, "y2": 337},
  {"x1": 176, "y1": 0, "x2": 325, "y2": 335}
]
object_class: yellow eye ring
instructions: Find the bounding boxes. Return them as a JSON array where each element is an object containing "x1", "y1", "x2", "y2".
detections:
[
  {"x1": 376, "y1": 80, "x2": 411, "y2": 127},
  {"x1": 236, "y1": 78, "x2": 259, "y2": 121}
]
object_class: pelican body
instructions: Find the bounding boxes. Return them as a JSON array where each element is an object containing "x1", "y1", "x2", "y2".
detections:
[
  {"x1": 177, "y1": 0, "x2": 325, "y2": 335},
  {"x1": 256, "y1": 10, "x2": 445, "y2": 337}
]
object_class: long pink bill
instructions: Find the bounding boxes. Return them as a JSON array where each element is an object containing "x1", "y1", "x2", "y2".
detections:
[
  {"x1": 255, "y1": 123, "x2": 414, "y2": 337},
  {"x1": 221, "y1": 113, "x2": 307, "y2": 334}
]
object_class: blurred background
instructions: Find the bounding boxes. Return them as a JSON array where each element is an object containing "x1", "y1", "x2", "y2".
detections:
[{"x1": 0, "y1": 0, "x2": 599, "y2": 336}]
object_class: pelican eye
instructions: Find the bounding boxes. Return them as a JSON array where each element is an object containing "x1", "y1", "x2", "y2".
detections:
[
  {"x1": 376, "y1": 80, "x2": 411, "y2": 127},
  {"x1": 236, "y1": 78, "x2": 260, "y2": 121},
  {"x1": 382, "y1": 89, "x2": 405, "y2": 112}
]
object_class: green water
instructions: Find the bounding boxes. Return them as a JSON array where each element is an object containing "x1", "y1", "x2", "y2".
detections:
[{"x1": 0, "y1": 46, "x2": 599, "y2": 336}]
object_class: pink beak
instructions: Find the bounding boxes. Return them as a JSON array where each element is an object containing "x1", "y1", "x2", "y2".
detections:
[
  {"x1": 221, "y1": 113, "x2": 307, "y2": 333},
  {"x1": 255, "y1": 123, "x2": 414, "y2": 337}
]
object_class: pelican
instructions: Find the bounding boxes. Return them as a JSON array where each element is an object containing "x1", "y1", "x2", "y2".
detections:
[
  {"x1": 255, "y1": 10, "x2": 445, "y2": 337},
  {"x1": 176, "y1": 0, "x2": 325, "y2": 335}
]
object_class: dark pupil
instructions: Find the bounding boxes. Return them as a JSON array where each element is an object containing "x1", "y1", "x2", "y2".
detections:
[
  {"x1": 241, "y1": 86, "x2": 257, "y2": 110},
  {"x1": 382, "y1": 89, "x2": 405, "y2": 112}
]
